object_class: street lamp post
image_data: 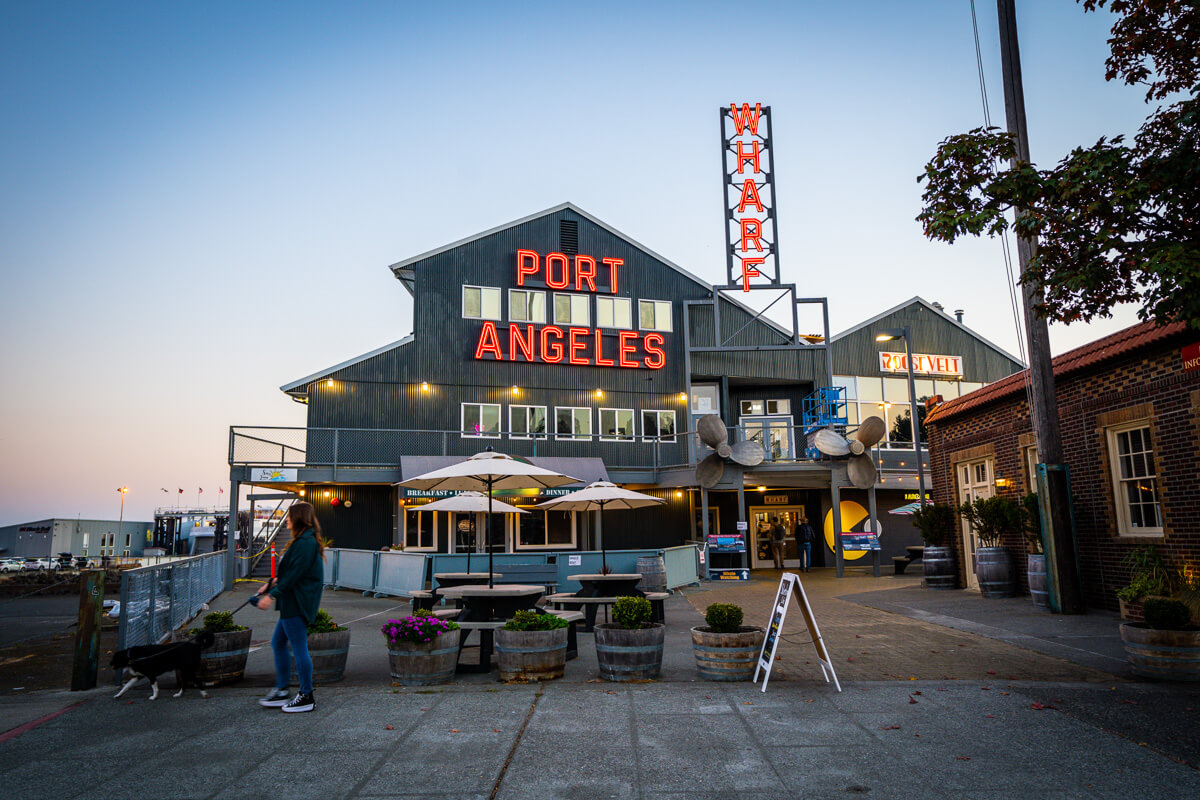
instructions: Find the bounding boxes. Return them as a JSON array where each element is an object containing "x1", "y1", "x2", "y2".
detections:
[
  {"x1": 116, "y1": 487, "x2": 129, "y2": 558},
  {"x1": 874, "y1": 327, "x2": 927, "y2": 507}
]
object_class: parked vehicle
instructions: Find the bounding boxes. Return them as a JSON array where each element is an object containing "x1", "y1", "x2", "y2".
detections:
[
  {"x1": 22, "y1": 558, "x2": 44, "y2": 571},
  {"x1": 0, "y1": 558, "x2": 25, "y2": 573}
]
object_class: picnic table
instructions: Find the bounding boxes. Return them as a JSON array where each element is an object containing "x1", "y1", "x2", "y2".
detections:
[
  {"x1": 569, "y1": 573, "x2": 644, "y2": 598},
  {"x1": 411, "y1": 572, "x2": 502, "y2": 611},
  {"x1": 545, "y1": 591, "x2": 669, "y2": 632},
  {"x1": 436, "y1": 584, "x2": 546, "y2": 673}
]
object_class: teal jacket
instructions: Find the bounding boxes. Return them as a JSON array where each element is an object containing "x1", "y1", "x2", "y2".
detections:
[{"x1": 268, "y1": 528, "x2": 324, "y2": 623}]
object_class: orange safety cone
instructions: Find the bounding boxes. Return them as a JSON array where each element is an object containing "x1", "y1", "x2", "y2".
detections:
[{"x1": 270, "y1": 542, "x2": 277, "y2": 580}]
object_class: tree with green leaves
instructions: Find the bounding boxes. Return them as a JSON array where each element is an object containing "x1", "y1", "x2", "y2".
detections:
[{"x1": 918, "y1": 1, "x2": 1199, "y2": 329}]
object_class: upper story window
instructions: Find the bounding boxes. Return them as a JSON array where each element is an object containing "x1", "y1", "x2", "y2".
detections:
[
  {"x1": 509, "y1": 289, "x2": 546, "y2": 323},
  {"x1": 596, "y1": 296, "x2": 632, "y2": 329},
  {"x1": 510, "y1": 405, "x2": 547, "y2": 439},
  {"x1": 599, "y1": 408, "x2": 635, "y2": 441},
  {"x1": 1106, "y1": 422, "x2": 1162, "y2": 534},
  {"x1": 461, "y1": 403, "x2": 501, "y2": 438},
  {"x1": 556, "y1": 407, "x2": 591, "y2": 440},
  {"x1": 643, "y1": 409, "x2": 677, "y2": 442},
  {"x1": 740, "y1": 399, "x2": 790, "y2": 417},
  {"x1": 554, "y1": 293, "x2": 590, "y2": 326},
  {"x1": 639, "y1": 300, "x2": 672, "y2": 332},
  {"x1": 463, "y1": 286, "x2": 501, "y2": 320}
]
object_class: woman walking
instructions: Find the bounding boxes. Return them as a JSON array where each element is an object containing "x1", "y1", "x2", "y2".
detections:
[{"x1": 254, "y1": 501, "x2": 325, "y2": 713}]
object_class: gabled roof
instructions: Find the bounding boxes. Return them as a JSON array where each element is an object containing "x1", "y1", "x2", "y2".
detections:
[
  {"x1": 831, "y1": 296, "x2": 1024, "y2": 367},
  {"x1": 926, "y1": 319, "x2": 1188, "y2": 424},
  {"x1": 280, "y1": 335, "x2": 414, "y2": 398}
]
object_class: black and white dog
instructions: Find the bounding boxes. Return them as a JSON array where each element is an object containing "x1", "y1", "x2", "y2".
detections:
[{"x1": 112, "y1": 631, "x2": 215, "y2": 700}]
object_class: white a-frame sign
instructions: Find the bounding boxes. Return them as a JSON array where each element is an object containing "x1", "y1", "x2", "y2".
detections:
[{"x1": 753, "y1": 572, "x2": 841, "y2": 692}]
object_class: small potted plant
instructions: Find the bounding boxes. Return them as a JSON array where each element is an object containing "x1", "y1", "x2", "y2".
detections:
[
  {"x1": 288, "y1": 609, "x2": 351, "y2": 685},
  {"x1": 496, "y1": 610, "x2": 570, "y2": 682},
  {"x1": 1023, "y1": 493, "x2": 1048, "y2": 609},
  {"x1": 691, "y1": 603, "x2": 763, "y2": 682},
  {"x1": 381, "y1": 610, "x2": 460, "y2": 686},
  {"x1": 1120, "y1": 596, "x2": 1200, "y2": 681},
  {"x1": 190, "y1": 611, "x2": 251, "y2": 686},
  {"x1": 910, "y1": 503, "x2": 958, "y2": 590},
  {"x1": 958, "y1": 496, "x2": 1024, "y2": 597},
  {"x1": 595, "y1": 596, "x2": 664, "y2": 682},
  {"x1": 1116, "y1": 545, "x2": 1173, "y2": 621}
]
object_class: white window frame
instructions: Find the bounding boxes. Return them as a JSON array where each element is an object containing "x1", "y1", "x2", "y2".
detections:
[
  {"x1": 642, "y1": 409, "x2": 677, "y2": 443},
  {"x1": 508, "y1": 288, "x2": 547, "y2": 323},
  {"x1": 462, "y1": 285, "x2": 502, "y2": 320},
  {"x1": 402, "y1": 508, "x2": 437, "y2": 552},
  {"x1": 599, "y1": 408, "x2": 635, "y2": 441},
  {"x1": 555, "y1": 406, "x2": 592, "y2": 441},
  {"x1": 740, "y1": 400, "x2": 765, "y2": 416},
  {"x1": 124, "y1": 533, "x2": 131, "y2": 548},
  {"x1": 766, "y1": 399, "x2": 791, "y2": 415},
  {"x1": 638, "y1": 299, "x2": 673, "y2": 332},
  {"x1": 515, "y1": 510, "x2": 577, "y2": 550},
  {"x1": 553, "y1": 293, "x2": 590, "y2": 326},
  {"x1": 1024, "y1": 445, "x2": 1040, "y2": 493},
  {"x1": 461, "y1": 402, "x2": 502, "y2": 439},
  {"x1": 509, "y1": 405, "x2": 548, "y2": 440},
  {"x1": 1105, "y1": 421, "x2": 1163, "y2": 536},
  {"x1": 596, "y1": 296, "x2": 632, "y2": 329},
  {"x1": 956, "y1": 456, "x2": 994, "y2": 591}
]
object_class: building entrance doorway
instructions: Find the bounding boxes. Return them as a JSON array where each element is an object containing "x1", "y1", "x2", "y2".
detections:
[
  {"x1": 956, "y1": 458, "x2": 994, "y2": 590},
  {"x1": 748, "y1": 506, "x2": 805, "y2": 569}
]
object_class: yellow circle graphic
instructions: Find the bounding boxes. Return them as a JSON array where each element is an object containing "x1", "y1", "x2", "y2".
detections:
[{"x1": 823, "y1": 501, "x2": 882, "y2": 561}]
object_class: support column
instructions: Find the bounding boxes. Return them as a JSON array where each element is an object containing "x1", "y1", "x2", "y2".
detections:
[
  {"x1": 867, "y1": 484, "x2": 880, "y2": 578},
  {"x1": 831, "y1": 468, "x2": 845, "y2": 578},
  {"x1": 225, "y1": 480, "x2": 239, "y2": 590}
]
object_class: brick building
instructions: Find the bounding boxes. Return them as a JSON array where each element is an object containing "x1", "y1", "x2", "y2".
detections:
[{"x1": 923, "y1": 320, "x2": 1200, "y2": 610}]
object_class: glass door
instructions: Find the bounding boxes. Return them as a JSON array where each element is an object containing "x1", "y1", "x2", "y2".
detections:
[
  {"x1": 957, "y1": 459, "x2": 994, "y2": 589},
  {"x1": 741, "y1": 417, "x2": 795, "y2": 461},
  {"x1": 748, "y1": 507, "x2": 804, "y2": 569}
]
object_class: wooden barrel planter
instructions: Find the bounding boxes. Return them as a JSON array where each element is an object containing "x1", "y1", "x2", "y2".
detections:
[
  {"x1": 922, "y1": 546, "x2": 957, "y2": 590},
  {"x1": 495, "y1": 627, "x2": 567, "y2": 682},
  {"x1": 595, "y1": 623, "x2": 665, "y2": 682},
  {"x1": 1120, "y1": 623, "x2": 1200, "y2": 681},
  {"x1": 195, "y1": 629, "x2": 252, "y2": 687},
  {"x1": 289, "y1": 628, "x2": 352, "y2": 685},
  {"x1": 691, "y1": 626, "x2": 764, "y2": 682},
  {"x1": 386, "y1": 629, "x2": 460, "y2": 686},
  {"x1": 1027, "y1": 554, "x2": 1049, "y2": 609},
  {"x1": 976, "y1": 547, "x2": 1014, "y2": 598},
  {"x1": 636, "y1": 556, "x2": 667, "y2": 593}
]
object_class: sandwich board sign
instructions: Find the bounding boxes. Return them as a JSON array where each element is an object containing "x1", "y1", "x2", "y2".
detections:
[{"x1": 753, "y1": 572, "x2": 840, "y2": 692}]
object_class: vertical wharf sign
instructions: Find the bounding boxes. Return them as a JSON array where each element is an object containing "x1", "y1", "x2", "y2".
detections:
[{"x1": 720, "y1": 103, "x2": 780, "y2": 291}]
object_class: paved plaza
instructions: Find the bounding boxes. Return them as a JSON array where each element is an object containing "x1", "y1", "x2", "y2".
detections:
[{"x1": 1, "y1": 570, "x2": 1198, "y2": 799}]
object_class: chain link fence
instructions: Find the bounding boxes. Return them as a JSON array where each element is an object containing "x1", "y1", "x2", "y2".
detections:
[{"x1": 117, "y1": 551, "x2": 226, "y2": 649}]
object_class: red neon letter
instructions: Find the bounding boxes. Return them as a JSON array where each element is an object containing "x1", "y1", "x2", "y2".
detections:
[
  {"x1": 618, "y1": 331, "x2": 640, "y2": 368},
  {"x1": 574, "y1": 255, "x2": 597, "y2": 292},
  {"x1": 737, "y1": 180, "x2": 764, "y2": 213},
  {"x1": 735, "y1": 140, "x2": 760, "y2": 174},
  {"x1": 474, "y1": 321, "x2": 503, "y2": 360},
  {"x1": 730, "y1": 102, "x2": 762, "y2": 135},
  {"x1": 740, "y1": 218, "x2": 765, "y2": 252},
  {"x1": 510, "y1": 324, "x2": 535, "y2": 362},
  {"x1": 567, "y1": 327, "x2": 590, "y2": 365},
  {"x1": 594, "y1": 330, "x2": 615, "y2": 366},
  {"x1": 516, "y1": 249, "x2": 539, "y2": 286},
  {"x1": 741, "y1": 257, "x2": 765, "y2": 291},
  {"x1": 643, "y1": 333, "x2": 666, "y2": 369},
  {"x1": 541, "y1": 326, "x2": 564, "y2": 363},
  {"x1": 601, "y1": 257, "x2": 623, "y2": 293},
  {"x1": 545, "y1": 252, "x2": 569, "y2": 289}
]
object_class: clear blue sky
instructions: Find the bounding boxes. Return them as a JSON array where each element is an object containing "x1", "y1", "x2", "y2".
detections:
[{"x1": 0, "y1": 1, "x2": 1153, "y2": 523}]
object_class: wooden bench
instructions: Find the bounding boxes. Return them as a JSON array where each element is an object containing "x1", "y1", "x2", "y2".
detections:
[
  {"x1": 546, "y1": 609, "x2": 584, "y2": 660},
  {"x1": 545, "y1": 592, "x2": 669, "y2": 632}
]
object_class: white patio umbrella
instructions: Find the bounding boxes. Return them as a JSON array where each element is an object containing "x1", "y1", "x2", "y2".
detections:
[
  {"x1": 417, "y1": 491, "x2": 527, "y2": 573},
  {"x1": 397, "y1": 451, "x2": 578, "y2": 587},
  {"x1": 888, "y1": 501, "x2": 923, "y2": 516},
  {"x1": 538, "y1": 481, "x2": 666, "y2": 572}
]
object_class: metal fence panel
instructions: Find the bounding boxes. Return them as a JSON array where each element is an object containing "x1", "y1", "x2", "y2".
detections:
[
  {"x1": 117, "y1": 552, "x2": 227, "y2": 648},
  {"x1": 323, "y1": 549, "x2": 339, "y2": 587},
  {"x1": 660, "y1": 545, "x2": 701, "y2": 589},
  {"x1": 332, "y1": 549, "x2": 378, "y2": 592},
  {"x1": 373, "y1": 552, "x2": 429, "y2": 597}
]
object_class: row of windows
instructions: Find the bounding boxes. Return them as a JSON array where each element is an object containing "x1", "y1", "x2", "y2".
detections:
[
  {"x1": 462, "y1": 403, "x2": 676, "y2": 441},
  {"x1": 834, "y1": 374, "x2": 987, "y2": 448},
  {"x1": 463, "y1": 286, "x2": 672, "y2": 332},
  {"x1": 402, "y1": 508, "x2": 575, "y2": 551}
]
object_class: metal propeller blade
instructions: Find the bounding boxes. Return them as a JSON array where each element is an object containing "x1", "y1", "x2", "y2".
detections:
[
  {"x1": 846, "y1": 453, "x2": 877, "y2": 490},
  {"x1": 695, "y1": 452, "x2": 726, "y2": 489},
  {"x1": 697, "y1": 415, "x2": 728, "y2": 450},
  {"x1": 855, "y1": 416, "x2": 886, "y2": 448},
  {"x1": 813, "y1": 429, "x2": 851, "y2": 457},
  {"x1": 729, "y1": 440, "x2": 765, "y2": 467}
]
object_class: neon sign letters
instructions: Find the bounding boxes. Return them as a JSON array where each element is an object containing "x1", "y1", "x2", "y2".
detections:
[{"x1": 720, "y1": 103, "x2": 780, "y2": 291}]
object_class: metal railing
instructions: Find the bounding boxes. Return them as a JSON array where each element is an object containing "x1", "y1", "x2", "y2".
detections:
[{"x1": 117, "y1": 551, "x2": 226, "y2": 649}]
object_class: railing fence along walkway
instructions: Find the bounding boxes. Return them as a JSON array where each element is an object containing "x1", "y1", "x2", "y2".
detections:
[{"x1": 117, "y1": 551, "x2": 227, "y2": 649}]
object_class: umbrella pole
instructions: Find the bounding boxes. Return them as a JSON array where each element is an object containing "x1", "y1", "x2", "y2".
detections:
[
  {"x1": 465, "y1": 511, "x2": 471, "y2": 574},
  {"x1": 487, "y1": 478, "x2": 495, "y2": 588},
  {"x1": 599, "y1": 500, "x2": 606, "y2": 573}
]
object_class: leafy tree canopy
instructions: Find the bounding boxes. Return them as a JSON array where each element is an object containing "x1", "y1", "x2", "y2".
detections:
[{"x1": 917, "y1": 1, "x2": 1199, "y2": 329}]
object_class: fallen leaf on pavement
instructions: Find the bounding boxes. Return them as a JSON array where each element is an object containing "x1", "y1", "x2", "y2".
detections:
[
  {"x1": 493, "y1": 729, "x2": 501, "y2": 732},
  {"x1": 956, "y1": 756, "x2": 971, "y2": 761},
  {"x1": 449, "y1": 729, "x2": 460, "y2": 732},
  {"x1": 1029, "y1": 702, "x2": 1056, "y2": 710},
  {"x1": 908, "y1": 695, "x2": 918, "y2": 704},
  {"x1": 912, "y1": 691, "x2": 922, "y2": 696},
  {"x1": 986, "y1": 670, "x2": 995, "y2": 675},
  {"x1": 847, "y1": 657, "x2": 855, "y2": 662},
  {"x1": 1121, "y1": 699, "x2": 1138, "y2": 705},
  {"x1": 881, "y1": 724, "x2": 901, "y2": 730},
  {"x1": 385, "y1": 725, "x2": 394, "y2": 730},
  {"x1": 981, "y1": 687, "x2": 990, "y2": 691}
]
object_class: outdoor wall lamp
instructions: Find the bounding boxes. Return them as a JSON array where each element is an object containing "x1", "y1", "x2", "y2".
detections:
[
  {"x1": 511, "y1": 386, "x2": 520, "y2": 396},
  {"x1": 594, "y1": 389, "x2": 604, "y2": 398},
  {"x1": 756, "y1": 485, "x2": 767, "y2": 492},
  {"x1": 326, "y1": 379, "x2": 334, "y2": 387},
  {"x1": 420, "y1": 382, "x2": 430, "y2": 392},
  {"x1": 678, "y1": 392, "x2": 688, "y2": 402}
]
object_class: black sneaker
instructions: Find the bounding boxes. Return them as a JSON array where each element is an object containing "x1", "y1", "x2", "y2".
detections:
[
  {"x1": 281, "y1": 692, "x2": 315, "y2": 713},
  {"x1": 258, "y1": 688, "x2": 290, "y2": 708}
]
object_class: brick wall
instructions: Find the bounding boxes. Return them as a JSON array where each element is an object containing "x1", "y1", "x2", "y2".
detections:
[{"x1": 925, "y1": 337, "x2": 1200, "y2": 611}]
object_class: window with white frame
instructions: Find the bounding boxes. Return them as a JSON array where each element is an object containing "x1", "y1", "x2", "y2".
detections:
[
  {"x1": 596, "y1": 296, "x2": 632, "y2": 329},
  {"x1": 462, "y1": 286, "x2": 501, "y2": 320},
  {"x1": 599, "y1": 408, "x2": 635, "y2": 440},
  {"x1": 510, "y1": 405, "x2": 547, "y2": 438},
  {"x1": 517, "y1": 509, "x2": 575, "y2": 548},
  {"x1": 1024, "y1": 445, "x2": 1040, "y2": 493},
  {"x1": 638, "y1": 299, "x2": 672, "y2": 331},
  {"x1": 1106, "y1": 422, "x2": 1163, "y2": 534},
  {"x1": 739, "y1": 399, "x2": 790, "y2": 417},
  {"x1": 403, "y1": 507, "x2": 435, "y2": 550},
  {"x1": 509, "y1": 289, "x2": 546, "y2": 323},
  {"x1": 125, "y1": 533, "x2": 131, "y2": 548},
  {"x1": 643, "y1": 409, "x2": 677, "y2": 442},
  {"x1": 461, "y1": 403, "x2": 501, "y2": 437},
  {"x1": 556, "y1": 407, "x2": 591, "y2": 440},
  {"x1": 553, "y1": 293, "x2": 590, "y2": 326}
]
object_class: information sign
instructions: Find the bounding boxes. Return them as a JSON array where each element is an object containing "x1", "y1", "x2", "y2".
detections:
[
  {"x1": 736, "y1": 521, "x2": 749, "y2": 531},
  {"x1": 709, "y1": 568, "x2": 750, "y2": 581},
  {"x1": 567, "y1": 555, "x2": 582, "y2": 567},
  {"x1": 754, "y1": 573, "x2": 840, "y2": 693},
  {"x1": 840, "y1": 533, "x2": 880, "y2": 551}
]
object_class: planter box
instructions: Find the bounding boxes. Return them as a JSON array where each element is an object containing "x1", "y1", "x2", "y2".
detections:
[
  {"x1": 386, "y1": 628, "x2": 460, "y2": 686},
  {"x1": 289, "y1": 628, "x2": 351, "y2": 685},
  {"x1": 595, "y1": 623, "x2": 665, "y2": 682},
  {"x1": 976, "y1": 546, "x2": 1014, "y2": 598},
  {"x1": 691, "y1": 626, "x2": 763, "y2": 681},
  {"x1": 1028, "y1": 554, "x2": 1049, "y2": 609},
  {"x1": 922, "y1": 546, "x2": 957, "y2": 590},
  {"x1": 1120, "y1": 622, "x2": 1200, "y2": 681},
  {"x1": 195, "y1": 629, "x2": 252, "y2": 687},
  {"x1": 496, "y1": 627, "x2": 567, "y2": 682}
]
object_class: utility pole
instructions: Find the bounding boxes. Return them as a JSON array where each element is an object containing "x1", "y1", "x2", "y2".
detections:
[{"x1": 996, "y1": 0, "x2": 1084, "y2": 613}]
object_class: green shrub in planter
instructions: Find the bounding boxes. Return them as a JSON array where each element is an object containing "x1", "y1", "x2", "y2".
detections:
[
  {"x1": 1144, "y1": 598, "x2": 1192, "y2": 630},
  {"x1": 704, "y1": 603, "x2": 744, "y2": 633},
  {"x1": 306, "y1": 609, "x2": 341, "y2": 635},
  {"x1": 191, "y1": 610, "x2": 247, "y2": 635},
  {"x1": 910, "y1": 503, "x2": 957, "y2": 547},
  {"x1": 503, "y1": 610, "x2": 569, "y2": 632},
  {"x1": 612, "y1": 596, "x2": 652, "y2": 629}
]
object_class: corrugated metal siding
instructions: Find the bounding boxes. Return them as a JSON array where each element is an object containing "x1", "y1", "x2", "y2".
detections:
[
  {"x1": 309, "y1": 485, "x2": 395, "y2": 551},
  {"x1": 601, "y1": 489, "x2": 692, "y2": 550}
]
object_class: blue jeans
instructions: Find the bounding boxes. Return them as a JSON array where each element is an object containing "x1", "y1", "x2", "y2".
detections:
[
  {"x1": 272, "y1": 615, "x2": 313, "y2": 694},
  {"x1": 800, "y1": 542, "x2": 813, "y2": 571}
]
